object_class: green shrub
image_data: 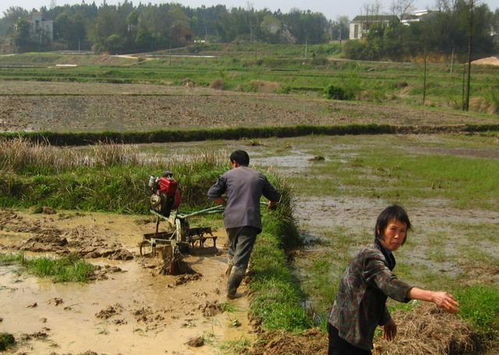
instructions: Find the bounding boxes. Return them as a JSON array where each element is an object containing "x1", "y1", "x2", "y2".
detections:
[
  {"x1": 325, "y1": 84, "x2": 354, "y2": 100},
  {"x1": 209, "y1": 78, "x2": 225, "y2": 90},
  {"x1": 343, "y1": 40, "x2": 368, "y2": 60}
]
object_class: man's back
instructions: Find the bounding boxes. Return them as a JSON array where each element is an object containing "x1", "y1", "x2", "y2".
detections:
[{"x1": 208, "y1": 166, "x2": 279, "y2": 231}]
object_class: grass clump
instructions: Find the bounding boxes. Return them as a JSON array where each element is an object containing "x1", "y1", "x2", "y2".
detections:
[
  {"x1": 249, "y1": 178, "x2": 311, "y2": 332},
  {"x1": 455, "y1": 284, "x2": 499, "y2": 339},
  {"x1": 325, "y1": 84, "x2": 354, "y2": 100},
  {"x1": 0, "y1": 333, "x2": 16, "y2": 351},
  {"x1": 0, "y1": 253, "x2": 95, "y2": 282},
  {"x1": 0, "y1": 138, "x2": 226, "y2": 213},
  {"x1": 219, "y1": 338, "x2": 251, "y2": 354}
]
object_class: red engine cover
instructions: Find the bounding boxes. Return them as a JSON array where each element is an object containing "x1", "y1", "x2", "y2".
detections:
[{"x1": 158, "y1": 177, "x2": 178, "y2": 196}]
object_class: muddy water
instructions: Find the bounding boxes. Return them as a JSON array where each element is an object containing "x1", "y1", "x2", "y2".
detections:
[
  {"x1": 0, "y1": 257, "x2": 249, "y2": 354},
  {"x1": 0, "y1": 211, "x2": 253, "y2": 354}
]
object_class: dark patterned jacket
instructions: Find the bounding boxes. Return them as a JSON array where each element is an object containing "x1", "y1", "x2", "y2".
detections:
[{"x1": 328, "y1": 241, "x2": 413, "y2": 350}]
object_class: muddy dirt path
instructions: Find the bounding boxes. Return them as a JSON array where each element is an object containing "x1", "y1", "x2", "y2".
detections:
[{"x1": 0, "y1": 209, "x2": 253, "y2": 354}]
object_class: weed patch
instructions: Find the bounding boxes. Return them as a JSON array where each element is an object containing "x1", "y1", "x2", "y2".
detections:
[
  {"x1": 0, "y1": 253, "x2": 95, "y2": 282},
  {"x1": 249, "y1": 179, "x2": 311, "y2": 332},
  {"x1": 219, "y1": 337, "x2": 251, "y2": 354},
  {"x1": 455, "y1": 284, "x2": 499, "y2": 338},
  {"x1": 0, "y1": 333, "x2": 16, "y2": 351}
]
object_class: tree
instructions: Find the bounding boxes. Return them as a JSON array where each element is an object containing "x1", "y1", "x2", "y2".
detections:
[
  {"x1": 330, "y1": 16, "x2": 349, "y2": 41},
  {"x1": 390, "y1": 0, "x2": 415, "y2": 18},
  {"x1": 0, "y1": 6, "x2": 29, "y2": 36},
  {"x1": 54, "y1": 12, "x2": 86, "y2": 49},
  {"x1": 260, "y1": 14, "x2": 282, "y2": 43},
  {"x1": 13, "y1": 17, "x2": 33, "y2": 52}
]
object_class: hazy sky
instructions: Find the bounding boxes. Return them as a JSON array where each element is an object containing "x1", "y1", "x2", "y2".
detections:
[{"x1": 1, "y1": 0, "x2": 498, "y2": 20}]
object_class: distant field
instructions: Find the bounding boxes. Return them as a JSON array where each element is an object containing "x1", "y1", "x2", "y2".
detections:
[
  {"x1": 0, "y1": 47, "x2": 497, "y2": 116},
  {"x1": 0, "y1": 80, "x2": 497, "y2": 133}
]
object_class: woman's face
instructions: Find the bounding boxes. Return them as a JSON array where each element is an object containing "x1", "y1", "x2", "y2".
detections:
[{"x1": 379, "y1": 219, "x2": 407, "y2": 251}]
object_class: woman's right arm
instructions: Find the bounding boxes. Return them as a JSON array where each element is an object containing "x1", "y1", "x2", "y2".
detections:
[{"x1": 408, "y1": 287, "x2": 459, "y2": 313}]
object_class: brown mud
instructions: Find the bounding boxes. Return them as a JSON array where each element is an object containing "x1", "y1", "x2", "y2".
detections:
[
  {"x1": 0, "y1": 208, "x2": 253, "y2": 354},
  {"x1": 1, "y1": 81, "x2": 497, "y2": 133}
]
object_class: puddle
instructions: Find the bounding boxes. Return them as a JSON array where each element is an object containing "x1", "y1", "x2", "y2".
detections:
[{"x1": 252, "y1": 150, "x2": 317, "y2": 175}]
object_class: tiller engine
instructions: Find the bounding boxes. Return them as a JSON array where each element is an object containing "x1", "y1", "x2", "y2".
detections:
[{"x1": 141, "y1": 171, "x2": 223, "y2": 275}]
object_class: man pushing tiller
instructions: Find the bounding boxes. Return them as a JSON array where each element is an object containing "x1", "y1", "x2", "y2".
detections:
[{"x1": 208, "y1": 150, "x2": 280, "y2": 299}]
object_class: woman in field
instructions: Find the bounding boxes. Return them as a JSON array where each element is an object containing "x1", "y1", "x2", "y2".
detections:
[{"x1": 328, "y1": 204, "x2": 459, "y2": 355}]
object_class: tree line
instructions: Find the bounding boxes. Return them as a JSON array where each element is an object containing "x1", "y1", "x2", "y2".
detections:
[
  {"x1": 0, "y1": 1, "x2": 496, "y2": 60},
  {"x1": 344, "y1": 0, "x2": 498, "y2": 60},
  {"x1": 0, "y1": 3, "x2": 346, "y2": 53}
]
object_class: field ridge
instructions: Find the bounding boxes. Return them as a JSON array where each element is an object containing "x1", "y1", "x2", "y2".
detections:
[{"x1": 1, "y1": 123, "x2": 498, "y2": 146}]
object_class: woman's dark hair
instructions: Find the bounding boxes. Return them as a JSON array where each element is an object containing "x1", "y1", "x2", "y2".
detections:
[
  {"x1": 375, "y1": 205, "x2": 412, "y2": 244},
  {"x1": 230, "y1": 150, "x2": 250, "y2": 166}
]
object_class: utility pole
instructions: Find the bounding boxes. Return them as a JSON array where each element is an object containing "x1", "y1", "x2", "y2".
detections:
[
  {"x1": 462, "y1": 63, "x2": 466, "y2": 110},
  {"x1": 464, "y1": 0, "x2": 474, "y2": 111},
  {"x1": 423, "y1": 53, "x2": 427, "y2": 105}
]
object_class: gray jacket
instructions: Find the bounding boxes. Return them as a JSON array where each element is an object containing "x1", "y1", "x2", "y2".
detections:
[{"x1": 207, "y1": 166, "x2": 280, "y2": 231}]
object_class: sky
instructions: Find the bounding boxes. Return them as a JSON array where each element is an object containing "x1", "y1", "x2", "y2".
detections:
[{"x1": 1, "y1": 0, "x2": 498, "y2": 20}]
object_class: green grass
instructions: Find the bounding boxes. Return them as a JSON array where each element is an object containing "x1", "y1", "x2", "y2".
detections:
[
  {"x1": 220, "y1": 302, "x2": 237, "y2": 313},
  {"x1": 219, "y1": 337, "x2": 252, "y2": 354},
  {"x1": 455, "y1": 285, "x2": 499, "y2": 338},
  {"x1": 0, "y1": 253, "x2": 95, "y2": 282},
  {"x1": 248, "y1": 179, "x2": 311, "y2": 332},
  {"x1": 292, "y1": 141, "x2": 499, "y2": 211},
  {"x1": 0, "y1": 333, "x2": 16, "y2": 351},
  {"x1": 0, "y1": 139, "x2": 227, "y2": 213}
]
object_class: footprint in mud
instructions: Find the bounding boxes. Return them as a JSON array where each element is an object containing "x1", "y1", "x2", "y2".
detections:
[
  {"x1": 95, "y1": 303, "x2": 124, "y2": 320},
  {"x1": 48, "y1": 297, "x2": 64, "y2": 306},
  {"x1": 186, "y1": 336, "x2": 204, "y2": 347},
  {"x1": 132, "y1": 306, "x2": 172, "y2": 331},
  {"x1": 172, "y1": 273, "x2": 202, "y2": 286},
  {"x1": 199, "y1": 300, "x2": 223, "y2": 317},
  {"x1": 90, "y1": 264, "x2": 125, "y2": 281},
  {"x1": 20, "y1": 330, "x2": 49, "y2": 341}
]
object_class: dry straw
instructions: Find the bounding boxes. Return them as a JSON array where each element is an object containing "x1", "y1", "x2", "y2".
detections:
[
  {"x1": 374, "y1": 303, "x2": 477, "y2": 355},
  {"x1": 0, "y1": 137, "x2": 226, "y2": 173}
]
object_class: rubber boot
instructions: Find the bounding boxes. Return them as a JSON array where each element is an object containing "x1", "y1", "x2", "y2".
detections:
[{"x1": 227, "y1": 268, "x2": 245, "y2": 299}]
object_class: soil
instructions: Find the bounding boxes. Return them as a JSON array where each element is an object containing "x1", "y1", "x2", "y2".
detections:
[
  {"x1": 0, "y1": 81, "x2": 497, "y2": 133},
  {"x1": 0, "y1": 208, "x2": 254, "y2": 354},
  {"x1": 471, "y1": 56, "x2": 499, "y2": 66}
]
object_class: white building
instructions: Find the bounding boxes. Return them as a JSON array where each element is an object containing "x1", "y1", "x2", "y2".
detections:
[
  {"x1": 29, "y1": 12, "x2": 54, "y2": 42},
  {"x1": 400, "y1": 10, "x2": 433, "y2": 26},
  {"x1": 349, "y1": 15, "x2": 398, "y2": 40}
]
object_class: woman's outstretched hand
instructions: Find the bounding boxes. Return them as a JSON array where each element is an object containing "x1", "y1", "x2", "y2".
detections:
[
  {"x1": 409, "y1": 288, "x2": 460, "y2": 313},
  {"x1": 432, "y1": 291, "x2": 460, "y2": 313}
]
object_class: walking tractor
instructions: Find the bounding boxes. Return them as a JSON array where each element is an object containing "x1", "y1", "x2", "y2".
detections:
[{"x1": 140, "y1": 171, "x2": 223, "y2": 274}]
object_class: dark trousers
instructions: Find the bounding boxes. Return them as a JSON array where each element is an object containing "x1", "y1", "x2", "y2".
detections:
[
  {"x1": 226, "y1": 226, "x2": 259, "y2": 273},
  {"x1": 328, "y1": 323, "x2": 372, "y2": 355}
]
